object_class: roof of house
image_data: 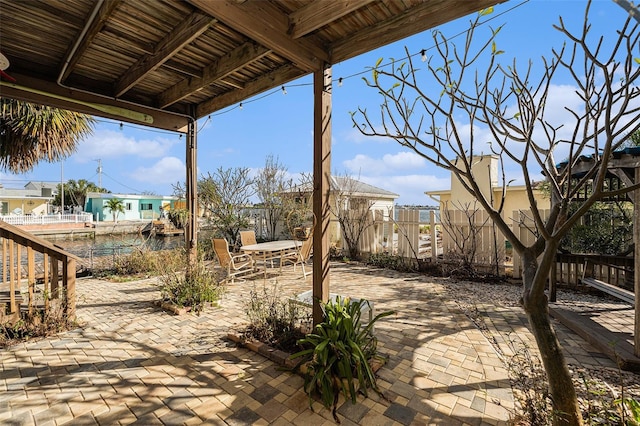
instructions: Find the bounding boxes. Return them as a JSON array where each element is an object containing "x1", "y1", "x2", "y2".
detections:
[
  {"x1": 86, "y1": 192, "x2": 177, "y2": 200},
  {"x1": 288, "y1": 176, "x2": 398, "y2": 200}
]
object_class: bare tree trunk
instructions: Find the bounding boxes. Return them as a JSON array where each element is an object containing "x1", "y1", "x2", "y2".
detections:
[{"x1": 521, "y1": 253, "x2": 583, "y2": 426}]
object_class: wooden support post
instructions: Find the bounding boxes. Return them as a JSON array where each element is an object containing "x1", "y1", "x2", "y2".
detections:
[
  {"x1": 28, "y1": 246, "x2": 35, "y2": 315},
  {"x1": 2, "y1": 238, "x2": 6, "y2": 285},
  {"x1": 43, "y1": 253, "x2": 50, "y2": 312},
  {"x1": 9, "y1": 240, "x2": 16, "y2": 314},
  {"x1": 64, "y1": 258, "x2": 76, "y2": 320},
  {"x1": 312, "y1": 63, "x2": 332, "y2": 326},
  {"x1": 185, "y1": 116, "x2": 198, "y2": 267},
  {"x1": 51, "y1": 257, "x2": 59, "y2": 299},
  {"x1": 634, "y1": 167, "x2": 640, "y2": 356}
]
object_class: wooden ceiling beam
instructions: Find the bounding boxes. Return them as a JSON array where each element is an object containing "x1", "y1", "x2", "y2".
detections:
[
  {"x1": 331, "y1": 0, "x2": 506, "y2": 63},
  {"x1": 288, "y1": 0, "x2": 375, "y2": 39},
  {"x1": 115, "y1": 12, "x2": 216, "y2": 97},
  {"x1": 189, "y1": 0, "x2": 328, "y2": 72},
  {"x1": 196, "y1": 64, "x2": 305, "y2": 117},
  {"x1": 158, "y1": 41, "x2": 269, "y2": 109},
  {"x1": 60, "y1": 0, "x2": 122, "y2": 82},
  {"x1": 1, "y1": 73, "x2": 190, "y2": 132}
]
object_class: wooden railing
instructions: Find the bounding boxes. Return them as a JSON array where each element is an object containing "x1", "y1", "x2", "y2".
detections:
[
  {"x1": 553, "y1": 253, "x2": 633, "y2": 289},
  {"x1": 0, "y1": 221, "x2": 78, "y2": 325}
]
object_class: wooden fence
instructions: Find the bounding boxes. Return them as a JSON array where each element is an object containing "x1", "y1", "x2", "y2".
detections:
[{"x1": 354, "y1": 208, "x2": 632, "y2": 287}]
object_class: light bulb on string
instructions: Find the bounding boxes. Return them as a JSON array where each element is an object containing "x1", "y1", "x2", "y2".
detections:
[
  {"x1": 239, "y1": 102, "x2": 243, "y2": 110},
  {"x1": 421, "y1": 49, "x2": 427, "y2": 62},
  {"x1": 281, "y1": 85, "x2": 287, "y2": 95},
  {"x1": 338, "y1": 77, "x2": 343, "y2": 87},
  {"x1": 119, "y1": 122, "x2": 123, "y2": 130}
]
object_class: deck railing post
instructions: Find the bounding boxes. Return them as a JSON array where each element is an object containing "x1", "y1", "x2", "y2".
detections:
[{"x1": 64, "y1": 258, "x2": 76, "y2": 320}]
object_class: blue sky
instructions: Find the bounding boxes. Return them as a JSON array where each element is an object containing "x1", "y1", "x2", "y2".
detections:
[{"x1": 0, "y1": 0, "x2": 628, "y2": 205}]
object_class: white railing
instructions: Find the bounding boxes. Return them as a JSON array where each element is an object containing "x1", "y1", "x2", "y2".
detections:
[{"x1": 0, "y1": 213, "x2": 93, "y2": 226}]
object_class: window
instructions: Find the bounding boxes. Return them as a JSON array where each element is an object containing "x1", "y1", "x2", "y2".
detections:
[
  {"x1": 125, "y1": 202, "x2": 132, "y2": 211},
  {"x1": 140, "y1": 203, "x2": 153, "y2": 210},
  {"x1": 0, "y1": 202, "x2": 8, "y2": 215}
]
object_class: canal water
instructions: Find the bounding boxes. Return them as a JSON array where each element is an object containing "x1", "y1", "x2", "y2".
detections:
[{"x1": 51, "y1": 234, "x2": 186, "y2": 260}]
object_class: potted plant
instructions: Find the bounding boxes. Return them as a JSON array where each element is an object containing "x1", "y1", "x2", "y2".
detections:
[{"x1": 290, "y1": 296, "x2": 393, "y2": 422}]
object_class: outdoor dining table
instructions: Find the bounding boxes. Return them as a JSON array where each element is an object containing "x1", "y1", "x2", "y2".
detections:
[{"x1": 240, "y1": 239, "x2": 300, "y2": 278}]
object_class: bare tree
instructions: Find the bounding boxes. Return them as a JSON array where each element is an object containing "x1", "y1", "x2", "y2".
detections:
[
  {"x1": 330, "y1": 174, "x2": 376, "y2": 260},
  {"x1": 254, "y1": 155, "x2": 290, "y2": 240},
  {"x1": 440, "y1": 201, "x2": 490, "y2": 277},
  {"x1": 199, "y1": 167, "x2": 255, "y2": 245},
  {"x1": 352, "y1": 4, "x2": 640, "y2": 424}
]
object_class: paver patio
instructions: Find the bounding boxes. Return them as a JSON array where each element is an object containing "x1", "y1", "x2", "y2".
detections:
[{"x1": 0, "y1": 262, "x2": 623, "y2": 425}]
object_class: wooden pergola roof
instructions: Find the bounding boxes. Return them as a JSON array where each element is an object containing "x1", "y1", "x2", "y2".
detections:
[
  {"x1": 0, "y1": 0, "x2": 502, "y2": 129},
  {"x1": 0, "y1": 0, "x2": 504, "y2": 324}
]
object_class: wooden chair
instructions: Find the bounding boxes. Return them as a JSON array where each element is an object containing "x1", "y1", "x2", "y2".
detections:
[
  {"x1": 213, "y1": 238, "x2": 255, "y2": 283},
  {"x1": 282, "y1": 234, "x2": 313, "y2": 279}
]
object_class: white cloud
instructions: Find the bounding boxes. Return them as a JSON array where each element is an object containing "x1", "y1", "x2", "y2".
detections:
[
  {"x1": 343, "y1": 128, "x2": 391, "y2": 144},
  {"x1": 343, "y1": 151, "x2": 426, "y2": 175},
  {"x1": 129, "y1": 157, "x2": 186, "y2": 185},
  {"x1": 73, "y1": 129, "x2": 178, "y2": 162}
]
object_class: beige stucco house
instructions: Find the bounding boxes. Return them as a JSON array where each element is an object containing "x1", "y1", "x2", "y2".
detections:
[{"x1": 425, "y1": 155, "x2": 549, "y2": 217}]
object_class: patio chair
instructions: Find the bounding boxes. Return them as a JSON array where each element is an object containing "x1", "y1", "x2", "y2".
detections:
[
  {"x1": 213, "y1": 238, "x2": 255, "y2": 283},
  {"x1": 282, "y1": 234, "x2": 313, "y2": 278},
  {"x1": 239, "y1": 230, "x2": 257, "y2": 246}
]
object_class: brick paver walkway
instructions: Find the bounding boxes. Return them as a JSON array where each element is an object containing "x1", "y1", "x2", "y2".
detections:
[{"x1": 0, "y1": 262, "x2": 620, "y2": 425}]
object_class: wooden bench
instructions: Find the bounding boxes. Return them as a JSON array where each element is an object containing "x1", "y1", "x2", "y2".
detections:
[
  {"x1": 581, "y1": 260, "x2": 634, "y2": 305},
  {"x1": 581, "y1": 277, "x2": 634, "y2": 305}
]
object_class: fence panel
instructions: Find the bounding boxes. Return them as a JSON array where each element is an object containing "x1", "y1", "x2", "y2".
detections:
[
  {"x1": 396, "y1": 209, "x2": 420, "y2": 258},
  {"x1": 0, "y1": 213, "x2": 93, "y2": 226}
]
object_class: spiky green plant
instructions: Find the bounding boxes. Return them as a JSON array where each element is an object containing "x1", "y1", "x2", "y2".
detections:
[{"x1": 291, "y1": 297, "x2": 393, "y2": 422}]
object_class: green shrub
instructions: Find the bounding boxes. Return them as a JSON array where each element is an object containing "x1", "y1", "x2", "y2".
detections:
[
  {"x1": 242, "y1": 282, "x2": 308, "y2": 351},
  {"x1": 158, "y1": 263, "x2": 223, "y2": 315},
  {"x1": 291, "y1": 297, "x2": 393, "y2": 422},
  {"x1": 167, "y1": 208, "x2": 189, "y2": 229},
  {"x1": 112, "y1": 248, "x2": 185, "y2": 276}
]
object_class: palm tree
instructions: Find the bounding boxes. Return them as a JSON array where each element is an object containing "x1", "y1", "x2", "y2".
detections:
[
  {"x1": 0, "y1": 99, "x2": 95, "y2": 172},
  {"x1": 54, "y1": 179, "x2": 109, "y2": 211},
  {"x1": 104, "y1": 198, "x2": 125, "y2": 223}
]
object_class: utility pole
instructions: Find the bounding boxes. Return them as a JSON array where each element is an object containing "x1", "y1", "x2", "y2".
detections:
[{"x1": 96, "y1": 159, "x2": 103, "y2": 188}]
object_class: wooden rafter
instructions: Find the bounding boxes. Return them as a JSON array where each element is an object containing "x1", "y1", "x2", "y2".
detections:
[
  {"x1": 288, "y1": 0, "x2": 375, "y2": 39},
  {"x1": 189, "y1": 0, "x2": 329, "y2": 72},
  {"x1": 196, "y1": 64, "x2": 304, "y2": 117},
  {"x1": 115, "y1": 12, "x2": 216, "y2": 97},
  {"x1": 59, "y1": 0, "x2": 122, "y2": 83},
  {"x1": 158, "y1": 41, "x2": 270, "y2": 109},
  {"x1": 331, "y1": 0, "x2": 506, "y2": 63}
]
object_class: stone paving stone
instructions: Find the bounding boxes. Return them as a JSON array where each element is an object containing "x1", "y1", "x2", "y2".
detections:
[
  {"x1": 250, "y1": 383, "x2": 281, "y2": 404},
  {"x1": 383, "y1": 402, "x2": 417, "y2": 425},
  {"x1": 256, "y1": 399, "x2": 289, "y2": 422},
  {"x1": 3, "y1": 263, "x2": 625, "y2": 425}
]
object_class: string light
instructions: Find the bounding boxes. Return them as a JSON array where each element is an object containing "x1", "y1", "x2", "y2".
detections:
[
  {"x1": 119, "y1": 122, "x2": 123, "y2": 130},
  {"x1": 210, "y1": 0, "x2": 526, "y2": 117}
]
